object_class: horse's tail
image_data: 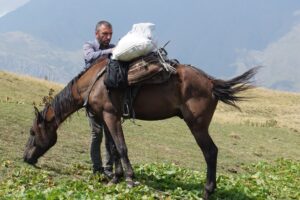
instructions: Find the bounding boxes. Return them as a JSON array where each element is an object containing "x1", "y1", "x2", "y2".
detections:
[{"x1": 212, "y1": 66, "x2": 260, "y2": 110}]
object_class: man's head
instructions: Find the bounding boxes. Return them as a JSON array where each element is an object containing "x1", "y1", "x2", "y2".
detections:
[{"x1": 95, "y1": 20, "x2": 113, "y2": 48}]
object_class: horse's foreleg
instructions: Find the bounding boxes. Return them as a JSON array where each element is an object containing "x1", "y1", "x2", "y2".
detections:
[
  {"x1": 103, "y1": 112, "x2": 135, "y2": 187},
  {"x1": 112, "y1": 152, "x2": 123, "y2": 183},
  {"x1": 104, "y1": 126, "x2": 123, "y2": 184}
]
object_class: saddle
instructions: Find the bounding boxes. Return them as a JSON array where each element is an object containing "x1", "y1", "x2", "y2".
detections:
[
  {"x1": 105, "y1": 49, "x2": 178, "y2": 89},
  {"x1": 85, "y1": 49, "x2": 179, "y2": 118}
]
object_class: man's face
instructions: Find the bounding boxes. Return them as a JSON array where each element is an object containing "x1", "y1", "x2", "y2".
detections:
[{"x1": 96, "y1": 24, "x2": 113, "y2": 47}]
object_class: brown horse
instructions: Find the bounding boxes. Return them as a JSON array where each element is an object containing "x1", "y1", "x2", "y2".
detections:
[{"x1": 23, "y1": 57, "x2": 258, "y2": 199}]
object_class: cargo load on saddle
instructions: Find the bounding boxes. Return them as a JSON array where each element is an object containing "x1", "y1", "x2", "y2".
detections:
[
  {"x1": 111, "y1": 23, "x2": 156, "y2": 62},
  {"x1": 104, "y1": 23, "x2": 178, "y2": 89}
]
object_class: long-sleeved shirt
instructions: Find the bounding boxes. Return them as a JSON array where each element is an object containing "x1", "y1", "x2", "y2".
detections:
[{"x1": 83, "y1": 39, "x2": 115, "y2": 66}]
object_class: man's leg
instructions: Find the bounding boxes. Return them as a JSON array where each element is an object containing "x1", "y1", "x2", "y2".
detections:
[
  {"x1": 87, "y1": 111, "x2": 103, "y2": 174},
  {"x1": 103, "y1": 126, "x2": 114, "y2": 177}
]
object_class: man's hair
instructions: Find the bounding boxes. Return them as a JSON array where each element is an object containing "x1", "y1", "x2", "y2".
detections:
[{"x1": 95, "y1": 20, "x2": 112, "y2": 32}]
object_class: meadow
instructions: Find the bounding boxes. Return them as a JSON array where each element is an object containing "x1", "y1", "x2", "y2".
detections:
[{"x1": 0, "y1": 70, "x2": 299, "y2": 199}]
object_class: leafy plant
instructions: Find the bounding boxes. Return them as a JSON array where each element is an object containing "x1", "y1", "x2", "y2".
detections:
[{"x1": 0, "y1": 159, "x2": 299, "y2": 199}]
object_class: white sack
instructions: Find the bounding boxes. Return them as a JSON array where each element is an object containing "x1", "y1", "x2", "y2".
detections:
[
  {"x1": 129, "y1": 22, "x2": 155, "y2": 39},
  {"x1": 112, "y1": 23, "x2": 156, "y2": 61}
]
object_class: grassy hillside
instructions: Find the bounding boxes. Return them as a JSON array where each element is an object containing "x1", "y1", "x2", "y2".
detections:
[{"x1": 0, "y1": 70, "x2": 299, "y2": 199}]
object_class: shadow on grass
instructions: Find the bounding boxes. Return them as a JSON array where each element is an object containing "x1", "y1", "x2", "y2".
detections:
[
  {"x1": 135, "y1": 173, "x2": 252, "y2": 200},
  {"x1": 211, "y1": 189, "x2": 254, "y2": 200},
  {"x1": 20, "y1": 160, "x2": 253, "y2": 199}
]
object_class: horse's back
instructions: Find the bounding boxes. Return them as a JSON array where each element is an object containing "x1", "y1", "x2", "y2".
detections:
[{"x1": 133, "y1": 65, "x2": 217, "y2": 120}]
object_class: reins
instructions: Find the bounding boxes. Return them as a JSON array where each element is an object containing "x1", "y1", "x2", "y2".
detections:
[{"x1": 82, "y1": 65, "x2": 107, "y2": 107}]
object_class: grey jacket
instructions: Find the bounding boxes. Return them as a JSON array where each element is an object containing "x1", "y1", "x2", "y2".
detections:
[{"x1": 83, "y1": 39, "x2": 115, "y2": 66}]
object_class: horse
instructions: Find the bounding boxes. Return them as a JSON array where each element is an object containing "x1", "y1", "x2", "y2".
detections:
[{"x1": 23, "y1": 56, "x2": 258, "y2": 199}]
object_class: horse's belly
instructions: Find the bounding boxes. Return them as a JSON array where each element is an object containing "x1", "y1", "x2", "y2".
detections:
[
  {"x1": 134, "y1": 106, "x2": 180, "y2": 120},
  {"x1": 132, "y1": 84, "x2": 181, "y2": 120}
]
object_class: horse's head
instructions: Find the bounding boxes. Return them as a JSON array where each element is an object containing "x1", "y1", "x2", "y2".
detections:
[{"x1": 23, "y1": 106, "x2": 57, "y2": 165}]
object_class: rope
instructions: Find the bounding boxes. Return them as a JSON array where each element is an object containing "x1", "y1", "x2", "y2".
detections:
[{"x1": 157, "y1": 48, "x2": 177, "y2": 74}]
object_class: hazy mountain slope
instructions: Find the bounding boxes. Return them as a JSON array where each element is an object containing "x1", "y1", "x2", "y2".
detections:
[
  {"x1": 1, "y1": 0, "x2": 300, "y2": 88},
  {"x1": 1, "y1": 0, "x2": 299, "y2": 76},
  {"x1": 0, "y1": 32, "x2": 83, "y2": 82}
]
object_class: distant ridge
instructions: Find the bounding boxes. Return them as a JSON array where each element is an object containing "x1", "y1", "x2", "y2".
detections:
[
  {"x1": 0, "y1": 0, "x2": 299, "y2": 89},
  {"x1": 0, "y1": 31, "x2": 83, "y2": 83}
]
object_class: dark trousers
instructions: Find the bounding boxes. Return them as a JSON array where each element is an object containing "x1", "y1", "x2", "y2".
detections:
[{"x1": 87, "y1": 110, "x2": 114, "y2": 172}]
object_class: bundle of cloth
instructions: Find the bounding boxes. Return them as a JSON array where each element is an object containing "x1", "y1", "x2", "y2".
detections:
[
  {"x1": 111, "y1": 23, "x2": 157, "y2": 61},
  {"x1": 105, "y1": 23, "x2": 161, "y2": 90}
]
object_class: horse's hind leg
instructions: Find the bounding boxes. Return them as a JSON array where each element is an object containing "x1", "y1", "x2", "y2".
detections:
[
  {"x1": 193, "y1": 127, "x2": 218, "y2": 199},
  {"x1": 182, "y1": 107, "x2": 218, "y2": 199}
]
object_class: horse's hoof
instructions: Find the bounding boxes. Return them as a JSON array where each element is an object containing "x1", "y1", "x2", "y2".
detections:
[
  {"x1": 107, "y1": 181, "x2": 114, "y2": 187},
  {"x1": 107, "y1": 176, "x2": 120, "y2": 186},
  {"x1": 126, "y1": 180, "x2": 140, "y2": 188},
  {"x1": 203, "y1": 192, "x2": 209, "y2": 200},
  {"x1": 205, "y1": 182, "x2": 216, "y2": 193},
  {"x1": 127, "y1": 181, "x2": 134, "y2": 188},
  {"x1": 203, "y1": 183, "x2": 216, "y2": 200}
]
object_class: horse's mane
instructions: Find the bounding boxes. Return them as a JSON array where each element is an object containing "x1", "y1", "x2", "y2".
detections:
[
  {"x1": 49, "y1": 79, "x2": 77, "y2": 123},
  {"x1": 48, "y1": 58, "x2": 106, "y2": 123},
  {"x1": 49, "y1": 53, "x2": 178, "y2": 122}
]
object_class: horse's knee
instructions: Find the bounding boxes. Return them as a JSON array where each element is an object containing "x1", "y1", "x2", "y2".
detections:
[{"x1": 116, "y1": 145, "x2": 128, "y2": 158}]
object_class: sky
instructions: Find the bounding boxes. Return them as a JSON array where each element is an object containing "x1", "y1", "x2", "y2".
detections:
[
  {"x1": 0, "y1": 0, "x2": 300, "y2": 92},
  {"x1": 235, "y1": 9, "x2": 300, "y2": 91},
  {"x1": 0, "y1": 0, "x2": 30, "y2": 17}
]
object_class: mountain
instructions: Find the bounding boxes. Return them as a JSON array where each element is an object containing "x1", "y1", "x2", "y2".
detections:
[
  {"x1": 0, "y1": 0, "x2": 299, "y2": 87},
  {"x1": 0, "y1": 31, "x2": 82, "y2": 82}
]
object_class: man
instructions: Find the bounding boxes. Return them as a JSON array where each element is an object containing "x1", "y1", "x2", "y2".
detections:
[
  {"x1": 83, "y1": 20, "x2": 115, "y2": 66},
  {"x1": 83, "y1": 20, "x2": 115, "y2": 177}
]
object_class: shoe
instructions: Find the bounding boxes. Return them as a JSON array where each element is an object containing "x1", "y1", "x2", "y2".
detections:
[
  {"x1": 103, "y1": 169, "x2": 114, "y2": 179},
  {"x1": 93, "y1": 167, "x2": 104, "y2": 175}
]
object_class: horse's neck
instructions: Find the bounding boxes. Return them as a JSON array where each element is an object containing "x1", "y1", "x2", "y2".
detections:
[
  {"x1": 51, "y1": 59, "x2": 107, "y2": 126},
  {"x1": 77, "y1": 59, "x2": 107, "y2": 92},
  {"x1": 51, "y1": 81, "x2": 83, "y2": 126}
]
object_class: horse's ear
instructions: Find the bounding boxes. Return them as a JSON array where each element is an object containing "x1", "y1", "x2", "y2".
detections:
[
  {"x1": 34, "y1": 106, "x2": 39, "y2": 116},
  {"x1": 34, "y1": 106, "x2": 43, "y2": 124},
  {"x1": 45, "y1": 106, "x2": 55, "y2": 122}
]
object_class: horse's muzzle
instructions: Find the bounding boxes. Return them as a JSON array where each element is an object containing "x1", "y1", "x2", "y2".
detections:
[{"x1": 23, "y1": 156, "x2": 38, "y2": 165}]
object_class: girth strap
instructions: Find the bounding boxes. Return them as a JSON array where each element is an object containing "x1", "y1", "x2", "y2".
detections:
[{"x1": 83, "y1": 66, "x2": 107, "y2": 107}]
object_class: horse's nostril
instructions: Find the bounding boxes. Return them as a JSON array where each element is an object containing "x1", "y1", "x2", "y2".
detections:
[
  {"x1": 24, "y1": 157, "x2": 31, "y2": 164},
  {"x1": 24, "y1": 157, "x2": 37, "y2": 165}
]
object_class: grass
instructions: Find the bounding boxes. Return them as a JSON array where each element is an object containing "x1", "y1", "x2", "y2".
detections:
[
  {"x1": 0, "y1": 158, "x2": 299, "y2": 199},
  {"x1": 0, "y1": 70, "x2": 299, "y2": 199}
]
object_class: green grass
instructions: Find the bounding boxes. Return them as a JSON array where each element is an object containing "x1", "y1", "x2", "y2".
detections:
[
  {"x1": 0, "y1": 159, "x2": 299, "y2": 199},
  {"x1": 0, "y1": 70, "x2": 299, "y2": 199}
]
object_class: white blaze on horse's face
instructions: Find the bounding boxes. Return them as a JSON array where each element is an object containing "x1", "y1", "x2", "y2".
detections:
[{"x1": 23, "y1": 111, "x2": 57, "y2": 165}]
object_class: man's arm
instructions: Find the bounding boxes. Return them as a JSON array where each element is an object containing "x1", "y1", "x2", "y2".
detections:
[{"x1": 83, "y1": 42, "x2": 114, "y2": 64}]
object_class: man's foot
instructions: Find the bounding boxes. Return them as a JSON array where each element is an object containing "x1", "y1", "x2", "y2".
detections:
[
  {"x1": 103, "y1": 169, "x2": 114, "y2": 179},
  {"x1": 93, "y1": 167, "x2": 114, "y2": 179},
  {"x1": 93, "y1": 167, "x2": 104, "y2": 175},
  {"x1": 92, "y1": 168, "x2": 111, "y2": 182}
]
